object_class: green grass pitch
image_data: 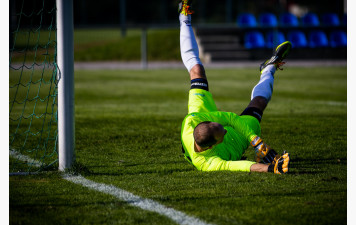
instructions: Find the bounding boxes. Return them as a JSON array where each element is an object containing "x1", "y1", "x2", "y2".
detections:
[{"x1": 10, "y1": 66, "x2": 347, "y2": 225}]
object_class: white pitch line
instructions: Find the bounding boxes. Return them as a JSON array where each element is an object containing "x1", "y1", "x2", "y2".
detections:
[
  {"x1": 9, "y1": 149, "x2": 214, "y2": 225},
  {"x1": 63, "y1": 174, "x2": 214, "y2": 225},
  {"x1": 9, "y1": 149, "x2": 43, "y2": 168}
]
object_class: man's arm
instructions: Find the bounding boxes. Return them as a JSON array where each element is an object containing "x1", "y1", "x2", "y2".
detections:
[
  {"x1": 196, "y1": 156, "x2": 267, "y2": 173},
  {"x1": 193, "y1": 152, "x2": 289, "y2": 174},
  {"x1": 193, "y1": 154, "x2": 256, "y2": 172},
  {"x1": 250, "y1": 163, "x2": 268, "y2": 172}
]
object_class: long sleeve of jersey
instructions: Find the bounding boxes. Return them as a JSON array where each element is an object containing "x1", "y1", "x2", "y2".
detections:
[{"x1": 194, "y1": 151, "x2": 256, "y2": 172}]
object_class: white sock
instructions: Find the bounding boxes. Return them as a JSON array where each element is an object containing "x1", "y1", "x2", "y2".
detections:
[
  {"x1": 251, "y1": 65, "x2": 276, "y2": 101},
  {"x1": 179, "y1": 14, "x2": 202, "y2": 72}
]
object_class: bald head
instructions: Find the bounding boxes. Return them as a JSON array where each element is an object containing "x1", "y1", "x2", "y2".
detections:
[{"x1": 193, "y1": 121, "x2": 226, "y2": 148}]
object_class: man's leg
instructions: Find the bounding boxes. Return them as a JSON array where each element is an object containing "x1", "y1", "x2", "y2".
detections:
[
  {"x1": 179, "y1": 2, "x2": 217, "y2": 114},
  {"x1": 247, "y1": 64, "x2": 276, "y2": 112},
  {"x1": 242, "y1": 41, "x2": 292, "y2": 119},
  {"x1": 179, "y1": 6, "x2": 207, "y2": 83}
]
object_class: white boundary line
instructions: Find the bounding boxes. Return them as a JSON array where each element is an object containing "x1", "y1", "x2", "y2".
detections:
[
  {"x1": 63, "y1": 174, "x2": 214, "y2": 225},
  {"x1": 9, "y1": 149, "x2": 43, "y2": 168},
  {"x1": 10, "y1": 150, "x2": 214, "y2": 225}
]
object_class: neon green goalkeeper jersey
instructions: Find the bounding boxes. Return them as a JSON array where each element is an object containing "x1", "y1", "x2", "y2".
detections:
[{"x1": 181, "y1": 111, "x2": 261, "y2": 172}]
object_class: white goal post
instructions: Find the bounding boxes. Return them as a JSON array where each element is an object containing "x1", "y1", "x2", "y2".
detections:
[{"x1": 57, "y1": 0, "x2": 75, "y2": 171}]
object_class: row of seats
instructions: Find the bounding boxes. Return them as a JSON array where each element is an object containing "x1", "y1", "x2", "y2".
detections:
[
  {"x1": 237, "y1": 12, "x2": 346, "y2": 27},
  {"x1": 244, "y1": 30, "x2": 347, "y2": 49}
]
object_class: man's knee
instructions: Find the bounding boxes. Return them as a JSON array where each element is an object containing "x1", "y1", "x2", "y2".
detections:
[
  {"x1": 190, "y1": 64, "x2": 206, "y2": 80},
  {"x1": 241, "y1": 96, "x2": 268, "y2": 122},
  {"x1": 247, "y1": 96, "x2": 268, "y2": 112},
  {"x1": 240, "y1": 107, "x2": 263, "y2": 122}
]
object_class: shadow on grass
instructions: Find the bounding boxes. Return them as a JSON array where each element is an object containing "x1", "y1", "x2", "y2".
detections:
[
  {"x1": 289, "y1": 155, "x2": 346, "y2": 175},
  {"x1": 71, "y1": 161, "x2": 195, "y2": 177},
  {"x1": 71, "y1": 154, "x2": 346, "y2": 177},
  {"x1": 89, "y1": 169, "x2": 195, "y2": 177}
]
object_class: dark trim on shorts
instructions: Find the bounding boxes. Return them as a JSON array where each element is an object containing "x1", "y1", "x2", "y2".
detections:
[
  {"x1": 190, "y1": 78, "x2": 209, "y2": 91},
  {"x1": 240, "y1": 107, "x2": 263, "y2": 122}
]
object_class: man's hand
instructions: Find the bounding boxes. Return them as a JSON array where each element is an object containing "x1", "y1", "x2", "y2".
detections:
[
  {"x1": 250, "y1": 136, "x2": 271, "y2": 162},
  {"x1": 268, "y1": 151, "x2": 290, "y2": 174}
]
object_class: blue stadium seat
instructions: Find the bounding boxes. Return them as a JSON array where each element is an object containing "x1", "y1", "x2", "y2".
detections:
[
  {"x1": 301, "y1": 13, "x2": 320, "y2": 27},
  {"x1": 237, "y1": 13, "x2": 257, "y2": 27},
  {"x1": 244, "y1": 31, "x2": 265, "y2": 49},
  {"x1": 308, "y1": 31, "x2": 329, "y2": 48},
  {"x1": 279, "y1": 13, "x2": 299, "y2": 27},
  {"x1": 287, "y1": 31, "x2": 307, "y2": 48},
  {"x1": 321, "y1": 13, "x2": 340, "y2": 26},
  {"x1": 259, "y1": 13, "x2": 278, "y2": 27},
  {"x1": 329, "y1": 30, "x2": 347, "y2": 47},
  {"x1": 265, "y1": 31, "x2": 286, "y2": 48}
]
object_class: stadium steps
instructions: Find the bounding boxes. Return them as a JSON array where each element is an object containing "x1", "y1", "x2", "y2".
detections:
[
  {"x1": 196, "y1": 34, "x2": 270, "y2": 62},
  {"x1": 195, "y1": 28, "x2": 271, "y2": 62},
  {"x1": 194, "y1": 27, "x2": 346, "y2": 62}
]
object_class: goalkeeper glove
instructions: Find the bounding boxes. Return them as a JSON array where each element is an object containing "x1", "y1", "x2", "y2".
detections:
[
  {"x1": 262, "y1": 149, "x2": 279, "y2": 164},
  {"x1": 268, "y1": 151, "x2": 290, "y2": 174},
  {"x1": 250, "y1": 136, "x2": 272, "y2": 163}
]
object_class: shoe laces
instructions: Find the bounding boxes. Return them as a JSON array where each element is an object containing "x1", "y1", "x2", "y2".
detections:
[
  {"x1": 275, "y1": 61, "x2": 285, "y2": 70},
  {"x1": 181, "y1": 1, "x2": 194, "y2": 15}
]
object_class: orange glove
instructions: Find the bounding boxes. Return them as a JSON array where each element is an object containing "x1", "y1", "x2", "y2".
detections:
[{"x1": 268, "y1": 151, "x2": 290, "y2": 174}]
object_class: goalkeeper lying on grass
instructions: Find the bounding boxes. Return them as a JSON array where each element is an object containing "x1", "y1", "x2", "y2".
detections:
[{"x1": 179, "y1": 0, "x2": 290, "y2": 174}]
